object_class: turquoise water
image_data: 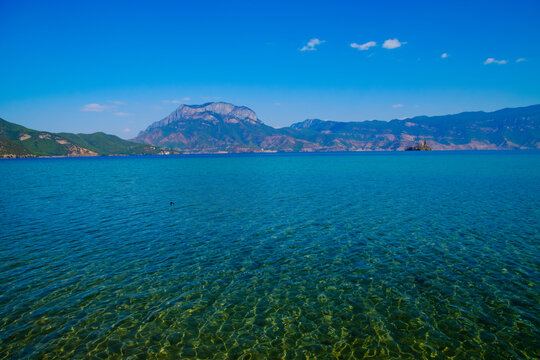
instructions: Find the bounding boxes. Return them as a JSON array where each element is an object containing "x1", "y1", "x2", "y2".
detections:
[{"x1": 0, "y1": 152, "x2": 539, "y2": 359}]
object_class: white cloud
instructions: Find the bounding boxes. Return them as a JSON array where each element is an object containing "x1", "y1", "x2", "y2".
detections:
[
  {"x1": 182, "y1": 97, "x2": 191, "y2": 101},
  {"x1": 484, "y1": 58, "x2": 507, "y2": 65},
  {"x1": 273, "y1": 102, "x2": 282, "y2": 106},
  {"x1": 392, "y1": 104, "x2": 403, "y2": 108},
  {"x1": 114, "y1": 112, "x2": 133, "y2": 117},
  {"x1": 441, "y1": 53, "x2": 448, "y2": 58},
  {"x1": 516, "y1": 58, "x2": 526, "y2": 63},
  {"x1": 300, "y1": 38, "x2": 324, "y2": 51},
  {"x1": 350, "y1": 41, "x2": 376, "y2": 51},
  {"x1": 382, "y1": 38, "x2": 405, "y2": 49},
  {"x1": 108, "y1": 100, "x2": 125, "y2": 105},
  {"x1": 81, "y1": 103, "x2": 109, "y2": 112},
  {"x1": 123, "y1": 128, "x2": 131, "y2": 133}
]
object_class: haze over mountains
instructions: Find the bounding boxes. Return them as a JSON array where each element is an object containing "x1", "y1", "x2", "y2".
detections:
[
  {"x1": 134, "y1": 102, "x2": 540, "y2": 153},
  {"x1": 1, "y1": 103, "x2": 539, "y2": 157}
]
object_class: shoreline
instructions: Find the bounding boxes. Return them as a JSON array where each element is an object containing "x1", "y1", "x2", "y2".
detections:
[{"x1": 2, "y1": 148, "x2": 537, "y2": 160}]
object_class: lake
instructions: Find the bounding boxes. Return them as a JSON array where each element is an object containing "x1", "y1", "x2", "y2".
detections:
[{"x1": 0, "y1": 152, "x2": 539, "y2": 359}]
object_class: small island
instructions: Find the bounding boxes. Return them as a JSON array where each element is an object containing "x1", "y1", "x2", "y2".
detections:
[{"x1": 405, "y1": 140, "x2": 433, "y2": 151}]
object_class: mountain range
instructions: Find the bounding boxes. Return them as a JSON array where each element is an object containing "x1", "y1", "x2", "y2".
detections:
[
  {"x1": 134, "y1": 102, "x2": 540, "y2": 153},
  {"x1": 1, "y1": 103, "x2": 539, "y2": 158}
]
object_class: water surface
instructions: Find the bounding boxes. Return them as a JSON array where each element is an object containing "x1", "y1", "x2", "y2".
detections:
[{"x1": 0, "y1": 152, "x2": 539, "y2": 359}]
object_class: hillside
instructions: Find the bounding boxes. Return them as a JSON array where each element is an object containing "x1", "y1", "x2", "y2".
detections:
[{"x1": 0, "y1": 118, "x2": 171, "y2": 158}]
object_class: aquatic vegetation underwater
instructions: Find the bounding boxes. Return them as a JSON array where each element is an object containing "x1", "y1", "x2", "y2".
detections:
[{"x1": 0, "y1": 152, "x2": 538, "y2": 359}]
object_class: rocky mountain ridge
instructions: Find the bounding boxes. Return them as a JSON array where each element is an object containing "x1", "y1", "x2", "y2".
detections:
[
  {"x1": 134, "y1": 103, "x2": 540, "y2": 153},
  {"x1": 145, "y1": 102, "x2": 261, "y2": 132}
]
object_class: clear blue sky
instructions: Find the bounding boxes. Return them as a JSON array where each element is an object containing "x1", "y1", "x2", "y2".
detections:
[{"x1": 1, "y1": 0, "x2": 539, "y2": 138}]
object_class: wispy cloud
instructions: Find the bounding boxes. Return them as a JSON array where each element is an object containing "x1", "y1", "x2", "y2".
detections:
[
  {"x1": 163, "y1": 97, "x2": 191, "y2": 104},
  {"x1": 392, "y1": 104, "x2": 403, "y2": 108},
  {"x1": 516, "y1": 58, "x2": 526, "y2": 63},
  {"x1": 484, "y1": 58, "x2": 507, "y2": 65},
  {"x1": 382, "y1": 38, "x2": 405, "y2": 49},
  {"x1": 123, "y1": 128, "x2": 131, "y2": 133},
  {"x1": 300, "y1": 38, "x2": 324, "y2": 51},
  {"x1": 114, "y1": 112, "x2": 133, "y2": 117},
  {"x1": 273, "y1": 102, "x2": 282, "y2": 107},
  {"x1": 441, "y1": 53, "x2": 449, "y2": 58},
  {"x1": 108, "y1": 100, "x2": 126, "y2": 105},
  {"x1": 81, "y1": 103, "x2": 109, "y2": 112},
  {"x1": 350, "y1": 41, "x2": 376, "y2": 51}
]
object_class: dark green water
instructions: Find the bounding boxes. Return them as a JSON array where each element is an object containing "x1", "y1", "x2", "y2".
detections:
[{"x1": 0, "y1": 152, "x2": 539, "y2": 359}]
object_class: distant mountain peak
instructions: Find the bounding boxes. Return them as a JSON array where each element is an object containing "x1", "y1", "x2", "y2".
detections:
[
  {"x1": 290, "y1": 118, "x2": 327, "y2": 129},
  {"x1": 133, "y1": 102, "x2": 285, "y2": 152},
  {"x1": 143, "y1": 102, "x2": 261, "y2": 133},
  {"x1": 184, "y1": 102, "x2": 257, "y2": 118}
]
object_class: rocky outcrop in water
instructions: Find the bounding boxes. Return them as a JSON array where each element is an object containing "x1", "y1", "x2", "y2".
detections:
[{"x1": 405, "y1": 140, "x2": 433, "y2": 151}]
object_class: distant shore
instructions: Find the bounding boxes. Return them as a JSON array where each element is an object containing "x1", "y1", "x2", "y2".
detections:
[{"x1": 3, "y1": 148, "x2": 537, "y2": 159}]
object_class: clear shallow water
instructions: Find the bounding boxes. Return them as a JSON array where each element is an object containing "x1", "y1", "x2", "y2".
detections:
[{"x1": 0, "y1": 152, "x2": 539, "y2": 359}]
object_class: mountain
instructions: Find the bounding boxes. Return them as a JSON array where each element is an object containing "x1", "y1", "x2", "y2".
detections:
[
  {"x1": 0, "y1": 118, "x2": 171, "y2": 158},
  {"x1": 134, "y1": 103, "x2": 540, "y2": 152},
  {"x1": 288, "y1": 105, "x2": 540, "y2": 150},
  {"x1": 3, "y1": 103, "x2": 539, "y2": 157},
  {"x1": 133, "y1": 102, "x2": 320, "y2": 153}
]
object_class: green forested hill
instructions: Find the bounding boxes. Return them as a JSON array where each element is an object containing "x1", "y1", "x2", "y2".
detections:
[
  {"x1": 58, "y1": 132, "x2": 164, "y2": 156},
  {"x1": 0, "y1": 118, "x2": 169, "y2": 157},
  {"x1": 0, "y1": 137, "x2": 33, "y2": 157}
]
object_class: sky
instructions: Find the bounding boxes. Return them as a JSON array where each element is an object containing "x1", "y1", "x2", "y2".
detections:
[{"x1": 1, "y1": 0, "x2": 539, "y2": 138}]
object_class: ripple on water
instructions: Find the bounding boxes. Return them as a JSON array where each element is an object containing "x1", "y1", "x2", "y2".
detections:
[{"x1": 0, "y1": 152, "x2": 539, "y2": 359}]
